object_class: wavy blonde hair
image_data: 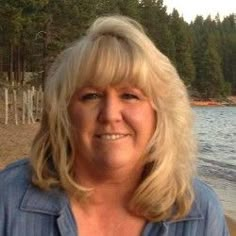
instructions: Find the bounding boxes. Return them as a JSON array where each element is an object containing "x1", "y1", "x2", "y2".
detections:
[{"x1": 31, "y1": 15, "x2": 197, "y2": 221}]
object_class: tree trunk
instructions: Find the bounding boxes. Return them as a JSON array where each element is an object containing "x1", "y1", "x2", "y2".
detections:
[
  {"x1": 13, "y1": 46, "x2": 17, "y2": 82},
  {"x1": 21, "y1": 51, "x2": 25, "y2": 85},
  {"x1": 17, "y1": 46, "x2": 21, "y2": 84},
  {"x1": 0, "y1": 49, "x2": 3, "y2": 74},
  {"x1": 42, "y1": 36, "x2": 48, "y2": 87},
  {"x1": 42, "y1": 16, "x2": 53, "y2": 88},
  {"x1": 8, "y1": 44, "x2": 14, "y2": 83},
  {"x1": 4, "y1": 88, "x2": 8, "y2": 125}
]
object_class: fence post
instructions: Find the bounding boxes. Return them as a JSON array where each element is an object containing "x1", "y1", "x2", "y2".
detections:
[
  {"x1": 27, "y1": 89, "x2": 31, "y2": 124},
  {"x1": 39, "y1": 86, "x2": 43, "y2": 115},
  {"x1": 2, "y1": 85, "x2": 43, "y2": 124},
  {"x1": 22, "y1": 90, "x2": 26, "y2": 124},
  {"x1": 13, "y1": 89, "x2": 18, "y2": 125},
  {"x1": 36, "y1": 89, "x2": 39, "y2": 120},
  {"x1": 31, "y1": 87, "x2": 35, "y2": 123},
  {"x1": 4, "y1": 88, "x2": 8, "y2": 125}
]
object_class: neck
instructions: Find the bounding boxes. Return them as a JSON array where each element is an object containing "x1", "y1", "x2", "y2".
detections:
[
  {"x1": 73, "y1": 158, "x2": 144, "y2": 208},
  {"x1": 70, "y1": 161, "x2": 146, "y2": 236}
]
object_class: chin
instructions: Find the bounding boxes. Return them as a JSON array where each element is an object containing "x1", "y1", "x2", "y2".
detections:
[{"x1": 94, "y1": 154, "x2": 139, "y2": 171}]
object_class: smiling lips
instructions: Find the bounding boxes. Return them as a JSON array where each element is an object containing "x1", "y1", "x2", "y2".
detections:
[{"x1": 95, "y1": 134, "x2": 129, "y2": 141}]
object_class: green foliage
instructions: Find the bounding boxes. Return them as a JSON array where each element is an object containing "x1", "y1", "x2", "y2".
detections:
[
  {"x1": 191, "y1": 14, "x2": 236, "y2": 98},
  {"x1": 169, "y1": 9, "x2": 195, "y2": 86},
  {"x1": 0, "y1": 0, "x2": 235, "y2": 98},
  {"x1": 118, "y1": 0, "x2": 140, "y2": 19},
  {"x1": 204, "y1": 44, "x2": 224, "y2": 98},
  {"x1": 138, "y1": 0, "x2": 175, "y2": 60},
  {"x1": 220, "y1": 15, "x2": 236, "y2": 94}
]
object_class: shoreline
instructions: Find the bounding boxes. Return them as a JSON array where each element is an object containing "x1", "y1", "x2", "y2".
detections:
[
  {"x1": 226, "y1": 215, "x2": 236, "y2": 236},
  {"x1": 191, "y1": 96, "x2": 236, "y2": 106}
]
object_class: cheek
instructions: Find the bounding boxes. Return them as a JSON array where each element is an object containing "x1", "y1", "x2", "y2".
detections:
[
  {"x1": 69, "y1": 106, "x2": 90, "y2": 130},
  {"x1": 69, "y1": 108, "x2": 94, "y2": 147},
  {"x1": 143, "y1": 108, "x2": 156, "y2": 137},
  {"x1": 126, "y1": 106, "x2": 156, "y2": 136}
]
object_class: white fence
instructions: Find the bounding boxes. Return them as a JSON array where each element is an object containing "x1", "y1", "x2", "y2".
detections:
[{"x1": 0, "y1": 86, "x2": 43, "y2": 125}]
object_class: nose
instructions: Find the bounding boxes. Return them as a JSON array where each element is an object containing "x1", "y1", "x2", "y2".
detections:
[{"x1": 97, "y1": 94, "x2": 122, "y2": 123}]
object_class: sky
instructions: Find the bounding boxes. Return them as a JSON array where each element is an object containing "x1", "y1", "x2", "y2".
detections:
[{"x1": 163, "y1": 0, "x2": 236, "y2": 23}]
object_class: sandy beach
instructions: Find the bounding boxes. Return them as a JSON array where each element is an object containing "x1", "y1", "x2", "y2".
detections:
[
  {"x1": 226, "y1": 216, "x2": 236, "y2": 236},
  {"x1": 0, "y1": 122, "x2": 235, "y2": 234}
]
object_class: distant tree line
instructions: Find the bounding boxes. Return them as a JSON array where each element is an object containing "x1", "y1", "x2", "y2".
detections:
[{"x1": 0, "y1": 0, "x2": 235, "y2": 98}]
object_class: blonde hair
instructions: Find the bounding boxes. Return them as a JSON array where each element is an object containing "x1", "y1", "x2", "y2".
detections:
[{"x1": 31, "y1": 15, "x2": 197, "y2": 221}]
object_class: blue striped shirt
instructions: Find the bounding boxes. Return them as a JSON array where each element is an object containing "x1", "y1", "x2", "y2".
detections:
[{"x1": 0, "y1": 159, "x2": 229, "y2": 235}]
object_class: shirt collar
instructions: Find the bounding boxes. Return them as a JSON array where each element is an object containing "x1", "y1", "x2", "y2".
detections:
[
  {"x1": 164, "y1": 199, "x2": 204, "y2": 225},
  {"x1": 20, "y1": 183, "x2": 77, "y2": 235},
  {"x1": 20, "y1": 183, "x2": 204, "y2": 222},
  {"x1": 20, "y1": 183, "x2": 68, "y2": 215}
]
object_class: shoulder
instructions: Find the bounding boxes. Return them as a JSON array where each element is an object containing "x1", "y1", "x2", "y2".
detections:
[
  {"x1": 0, "y1": 159, "x2": 32, "y2": 202},
  {"x1": 192, "y1": 178, "x2": 229, "y2": 235},
  {"x1": 145, "y1": 179, "x2": 229, "y2": 236},
  {"x1": 193, "y1": 178, "x2": 223, "y2": 212},
  {"x1": 0, "y1": 159, "x2": 69, "y2": 235},
  {"x1": 0, "y1": 159, "x2": 67, "y2": 211},
  {"x1": 0, "y1": 158, "x2": 31, "y2": 184}
]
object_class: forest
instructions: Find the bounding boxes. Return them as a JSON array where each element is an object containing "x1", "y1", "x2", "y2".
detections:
[{"x1": 0, "y1": 0, "x2": 235, "y2": 99}]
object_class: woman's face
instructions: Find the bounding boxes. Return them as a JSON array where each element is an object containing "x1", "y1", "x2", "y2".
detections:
[{"x1": 68, "y1": 84, "x2": 156, "y2": 172}]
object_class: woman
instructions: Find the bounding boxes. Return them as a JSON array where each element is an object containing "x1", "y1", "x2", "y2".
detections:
[{"x1": 0, "y1": 16, "x2": 229, "y2": 236}]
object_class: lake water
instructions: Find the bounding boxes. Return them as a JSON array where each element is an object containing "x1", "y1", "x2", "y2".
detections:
[{"x1": 193, "y1": 106, "x2": 236, "y2": 219}]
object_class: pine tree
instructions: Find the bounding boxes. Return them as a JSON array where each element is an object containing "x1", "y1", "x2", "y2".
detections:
[
  {"x1": 138, "y1": 0, "x2": 175, "y2": 59},
  {"x1": 0, "y1": 0, "x2": 48, "y2": 83},
  {"x1": 117, "y1": 0, "x2": 140, "y2": 19},
  {"x1": 204, "y1": 36, "x2": 225, "y2": 98},
  {"x1": 192, "y1": 17, "x2": 226, "y2": 98},
  {"x1": 169, "y1": 9, "x2": 195, "y2": 86},
  {"x1": 220, "y1": 14, "x2": 236, "y2": 94}
]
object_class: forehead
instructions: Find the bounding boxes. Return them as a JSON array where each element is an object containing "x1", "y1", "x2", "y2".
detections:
[
  {"x1": 80, "y1": 80, "x2": 139, "y2": 89},
  {"x1": 75, "y1": 70, "x2": 149, "y2": 96},
  {"x1": 75, "y1": 83, "x2": 146, "y2": 94}
]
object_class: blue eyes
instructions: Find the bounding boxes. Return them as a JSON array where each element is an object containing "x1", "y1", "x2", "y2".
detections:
[{"x1": 80, "y1": 93, "x2": 139, "y2": 101}]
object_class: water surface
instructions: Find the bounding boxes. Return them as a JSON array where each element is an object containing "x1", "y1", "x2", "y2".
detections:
[{"x1": 193, "y1": 107, "x2": 236, "y2": 219}]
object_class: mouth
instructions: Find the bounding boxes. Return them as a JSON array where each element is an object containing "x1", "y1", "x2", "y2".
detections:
[{"x1": 95, "y1": 134, "x2": 129, "y2": 141}]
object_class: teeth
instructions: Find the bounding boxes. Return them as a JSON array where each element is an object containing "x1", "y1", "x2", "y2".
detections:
[{"x1": 98, "y1": 134, "x2": 126, "y2": 140}]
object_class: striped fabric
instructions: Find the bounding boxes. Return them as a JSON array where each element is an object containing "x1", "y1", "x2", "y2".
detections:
[{"x1": 0, "y1": 159, "x2": 229, "y2": 236}]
